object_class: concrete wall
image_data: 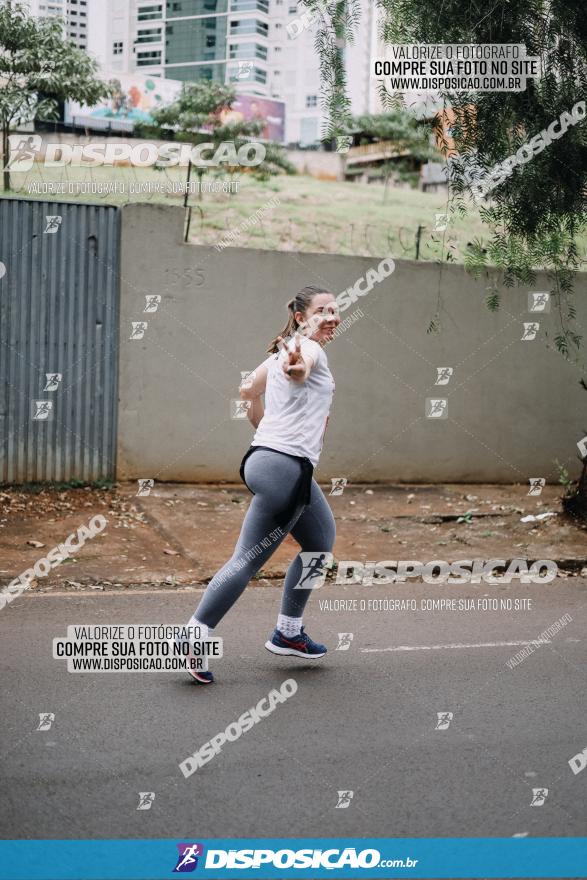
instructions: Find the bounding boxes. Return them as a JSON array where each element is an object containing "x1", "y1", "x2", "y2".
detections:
[
  {"x1": 286, "y1": 150, "x2": 345, "y2": 181},
  {"x1": 118, "y1": 203, "x2": 587, "y2": 483}
]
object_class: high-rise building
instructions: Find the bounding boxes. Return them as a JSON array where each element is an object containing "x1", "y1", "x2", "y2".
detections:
[
  {"x1": 1, "y1": 0, "x2": 90, "y2": 49},
  {"x1": 123, "y1": 0, "x2": 271, "y2": 92},
  {"x1": 86, "y1": 0, "x2": 134, "y2": 74},
  {"x1": 113, "y1": 0, "x2": 377, "y2": 144}
]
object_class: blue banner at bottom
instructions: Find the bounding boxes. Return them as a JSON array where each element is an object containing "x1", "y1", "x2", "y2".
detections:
[{"x1": 0, "y1": 838, "x2": 586, "y2": 880}]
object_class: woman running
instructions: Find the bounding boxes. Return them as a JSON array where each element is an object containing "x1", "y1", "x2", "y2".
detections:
[{"x1": 183, "y1": 285, "x2": 341, "y2": 684}]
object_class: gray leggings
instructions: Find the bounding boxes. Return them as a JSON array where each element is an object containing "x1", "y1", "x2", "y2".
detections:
[{"x1": 194, "y1": 448, "x2": 336, "y2": 629}]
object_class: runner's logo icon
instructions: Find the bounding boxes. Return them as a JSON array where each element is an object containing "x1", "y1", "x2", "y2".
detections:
[
  {"x1": 529, "y1": 292, "x2": 550, "y2": 313},
  {"x1": 528, "y1": 477, "x2": 545, "y2": 496},
  {"x1": 32, "y1": 400, "x2": 53, "y2": 420},
  {"x1": 173, "y1": 843, "x2": 204, "y2": 872},
  {"x1": 294, "y1": 551, "x2": 333, "y2": 589},
  {"x1": 335, "y1": 790, "x2": 354, "y2": 809},
  {"x1": 530, "y1": 787, "x2": 548, "y2": 806},
  {"x1": 426, "y1": 398, "x2": 447, "y2": 419},
  {"x1": 136, "y1": 792, "x2": 155, "y2": 811},
  {"x1": 435, "y1": 367, "x2": 453, "y2": 386},
  {"x1": 144, "y1": 295, "x2": 161, "y2": 313},
  {"x1": 231, "y1": 399, "x2": 251, "y2": 419},
  {"x1": 130, "y1": 321, "x2": 148, "y2": 340},
  {"x1": 7, "y1": 134, "x2": 42, "y2": 171},
  {"x1": 37, "y1": 712, "x2": 55, "y2": 731},
  {"x1": 330, "y1": 477, "x2": 347, "y2": 496},
  {"x1": 435, "y1": 711, "x2": 453, "y2": 730},
  {"x1": 44, "y1": 373, "x2": 62, "y2": 391},
  {"x1": 44, "y1": 215, "x2": 62, "y2": 234},
  {"x1": 336, "y1": 632, "x2": 354, "y2": 651},
  {"x1": 521, "y1": 322, "x2": 539, "y2": 341}
]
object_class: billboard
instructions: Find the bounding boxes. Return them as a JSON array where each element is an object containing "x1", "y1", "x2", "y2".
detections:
[
  {"x1": 65, "y1": 72, "x2": 182, "y2": 129},
  {"x1": 219, "y1": 93, "x2": 286, "y2": 143}
]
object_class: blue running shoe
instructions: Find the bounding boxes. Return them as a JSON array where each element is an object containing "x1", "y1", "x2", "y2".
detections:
[
  {"x1": 175, "y1": 636, "x2": 215, "y2": 684},
  {"x1": 265, "y1": 626, "x2": 327, "y2": 659},
  {"x1": 188, "y1": 669, "x2": 214, "y2": 685}
]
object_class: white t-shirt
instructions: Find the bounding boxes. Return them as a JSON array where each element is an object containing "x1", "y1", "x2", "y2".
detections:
[{"x1": 251, "y1": 337, "x2": 335, "y2": 467}]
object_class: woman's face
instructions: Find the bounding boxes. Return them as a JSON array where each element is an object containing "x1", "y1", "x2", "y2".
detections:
[{"x1": 296, "y1": 293, "x2": 341, "y2": 345}]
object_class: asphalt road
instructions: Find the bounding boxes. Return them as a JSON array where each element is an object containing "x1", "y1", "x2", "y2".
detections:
[{"x1": 1, "y1": 578, "x2": 587, "y2": 840}]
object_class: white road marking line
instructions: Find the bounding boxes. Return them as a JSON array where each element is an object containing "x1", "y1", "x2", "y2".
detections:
[{"x1": 361, "y1": 639, "x2": 558, "y2": 652}]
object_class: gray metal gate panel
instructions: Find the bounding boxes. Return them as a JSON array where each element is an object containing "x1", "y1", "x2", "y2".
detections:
[{"x1": 0, "y1": 198, "x2": 120, "y2": 484}]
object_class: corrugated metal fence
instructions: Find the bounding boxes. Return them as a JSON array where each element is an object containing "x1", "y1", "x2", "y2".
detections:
[{"x1": 0, "y1": 198, "x2": 120, "y2": 483}]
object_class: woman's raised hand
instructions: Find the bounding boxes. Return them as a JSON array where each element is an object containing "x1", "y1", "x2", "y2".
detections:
[{"x1": 277, "y1": 333, "x2": 306, "y2": 382}]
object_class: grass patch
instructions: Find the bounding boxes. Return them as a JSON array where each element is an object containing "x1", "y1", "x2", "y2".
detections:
[{"x1": 6, "y1": 163, "x2": 586, "y2": 264}]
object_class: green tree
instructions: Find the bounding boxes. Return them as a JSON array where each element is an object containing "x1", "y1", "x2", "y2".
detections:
[
  {"x1": 137, "y1": 80, "x2": 295, "y2": 201},
  {"x1": 310, "y1": 0, "x2": 587, "y2": 353},
  {"x1": 0, "y1": 1, "x2": 110, "y2": 191},
  {"x1": 312, "y1": 0, "x2": 587, "y2": 515}
]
